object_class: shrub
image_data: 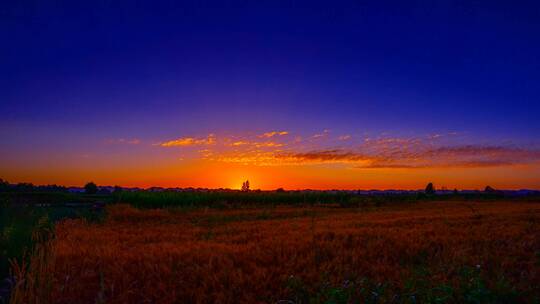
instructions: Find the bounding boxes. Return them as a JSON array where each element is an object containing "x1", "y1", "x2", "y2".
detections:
[{"x1": 84, "y1": 182, "x2": 98, "y2": 195}]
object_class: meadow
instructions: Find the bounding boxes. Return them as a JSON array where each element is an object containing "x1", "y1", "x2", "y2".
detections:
[
  {"x1": 9, "y1": 199, "x2": 540, "y2": 303},
  {"x1": 0, "y1": 193, "x2": 105, "y2": 303}
]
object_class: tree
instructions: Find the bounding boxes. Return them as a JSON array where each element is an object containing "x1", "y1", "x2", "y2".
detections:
[
  {"x1": 84, "y1": 182, "x2": 98, "y2": 194},
  {"x1": 241, "y1": 180, "x2": 250, "y2": 192},
  {"x1": 425, "y1": 182, "x2": 435, "y2": 195},
  {"x1": 15, "y1": 183, "x2": 34, "y2": 192},
  {"x1": 484, "y1": 185, "x2": 496, "y2": 193},
  {"x1": 0, "y1": 179, "x2": 9, "y2": 192}
]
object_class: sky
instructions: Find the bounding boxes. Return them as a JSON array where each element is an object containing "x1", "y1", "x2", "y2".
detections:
[{"x1": 1, "y1": 1, "x2": 540, "y2": 190}]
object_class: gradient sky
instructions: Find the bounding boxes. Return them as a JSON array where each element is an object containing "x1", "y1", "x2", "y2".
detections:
[{"x1": 1, "y1": 1, "x2": 540, "y2": 189}]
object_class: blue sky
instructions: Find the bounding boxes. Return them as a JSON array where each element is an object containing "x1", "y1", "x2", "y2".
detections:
[{"x1": 1, "y1": 1, "x2": 539, "y2": 188}]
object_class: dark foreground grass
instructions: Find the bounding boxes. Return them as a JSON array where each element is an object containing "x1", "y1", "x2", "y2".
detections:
[{"x1": 0, "y1": 200, "x2": 104, "y2": 303}]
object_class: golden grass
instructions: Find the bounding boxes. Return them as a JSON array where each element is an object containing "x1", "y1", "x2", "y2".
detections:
[
  {"x1": 10, "y1": 229, "x2": 55, "y2": 304},
  {"x1": 14, "y1": 201, "x2": 540, "y2": 303}
]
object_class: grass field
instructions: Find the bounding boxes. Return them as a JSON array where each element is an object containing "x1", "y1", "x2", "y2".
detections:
[
  {"x1": 10, "y1": 200, "x2": 540, "y2": 303},
  {"x1": 0, "y1": 198, "x2": 105, "y2": 303}
]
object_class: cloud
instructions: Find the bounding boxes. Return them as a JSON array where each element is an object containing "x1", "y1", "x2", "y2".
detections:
[
  {"x1": 255, "y1": 142, "x2": 284, "y2": 148},
  {"x1": 361, "y1": 160, "x2": 517, "y2": 169},
  {"x1": 157, "y1": 131, "x2": 540, "y2": 169},
  {"x1": 424, "y1": 145, "x2": 540, "y2": 158},
  {"x1": 361, "y1": 145, "x2": 540, "y2": 169},
  {"x1": 312, "y1": 129, "x2": 330, "y2": 138},
  {"x1": 105, "y1": 138, "x2": 141, "y2": 145},
  {"x1": 206, "y1": 149, "x2": 373, "y2": 166},
  {"x1": 230, "y1": 141, "x2": 250, "y2": 146},
  {"x1": 277, "y1": 149, "x2": 369, "y2": 163},
  {"x1": 272, "y1": 145, "x2": 540, "y2": 168},
  {"x1": 216, "y1": 142, "x2": 540, "y2": 168},
  {"x1": 226, "y1": 140, "x2": 284, "y2": 148},
  {"x1": 206, "y1": 151, "x2": 282, "y2": 165},
  {"x1": 260, "y1": 131, "x2": 289, "y2": 138},
  {"x1": 160, "y1": 134, "x2": 215, "y2": 147}
]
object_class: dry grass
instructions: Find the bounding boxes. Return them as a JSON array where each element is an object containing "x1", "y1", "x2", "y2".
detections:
[
  {"x1": 13, "y1": 201, "x2": 540, "y2": 303},
  {"x1": 9, "y1": 228, "x2": 55, "y2": 304}
]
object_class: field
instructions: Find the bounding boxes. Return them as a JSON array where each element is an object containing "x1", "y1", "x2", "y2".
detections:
[
  {"x1": 0, "y1": 194, "x2": 105, "y2": 303},
  {"x1": 10, "y1": 200, "x2": 540, "y2": 303}
]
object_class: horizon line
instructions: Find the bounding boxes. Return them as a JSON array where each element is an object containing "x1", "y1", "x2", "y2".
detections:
[{"x1": 2, "y1": 180, "x2": 539, "y2": 192}]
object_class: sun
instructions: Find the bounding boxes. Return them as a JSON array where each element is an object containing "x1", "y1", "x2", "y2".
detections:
[{"x1": 226, "y1": 176, "x2": 251, "y2": 190}]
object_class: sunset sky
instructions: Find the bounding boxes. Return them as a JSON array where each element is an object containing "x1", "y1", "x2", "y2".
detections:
[{"x1": 1, "y1": 1, "x2": 540, "y2": 190}]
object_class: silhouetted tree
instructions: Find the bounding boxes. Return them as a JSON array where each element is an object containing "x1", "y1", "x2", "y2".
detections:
[
  {"x1": 453, "y1": 188, "x2": 459, "y2": 195},
  {"x1": 276, "y1": 188, "x2": 285, "y2": 193},
  {"x1": 40, "y1": 184, "x2": 67, "y2": 192},
  {"x1": 0, "y1": 179, "x2": 9, "y2": 192},
  {"x1": 98, "y1": 187, "x2": 111, "y2": 195},
  {"x1": 484, "y1": 185, "x2": 496, "y2": 193},
  {"x1": 241, "y1": 180, "x2": 250, "y2": 192},
  {"x1": 15, "y1": 183, "x2": 34, "y2": 192},
  {"x1": 113, "y1": 185, "x2": 123, "y2": 193},
  {"x1": 425, "y1": 182, "x2": 435, "y2": 195},
  {"x1": 84, "y1": 182, "x2": 98, "y2": 194}
]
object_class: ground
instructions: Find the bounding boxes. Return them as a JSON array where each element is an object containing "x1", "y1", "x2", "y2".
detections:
[{"x1": 13, "y1": 201, "x2": 540, "y2": 303}]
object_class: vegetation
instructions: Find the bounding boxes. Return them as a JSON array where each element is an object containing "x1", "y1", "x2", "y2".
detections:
[
  {"x1": 11, "y1": 201, "x2": 539, "y2": 303},
  {"x1": 0, "y1": 203, "x2": 52, "y2": 289},
  {"x1": 241, "y1": 180, "x2": 250, "y2": 192},
  {"x1": 111, "y1": 189, "x2": 540, "y2": 210},
  {"x1": 425, "y1": 182, "x2": 435, "y2": 195},
  {"x1": 113, "y1": 190, "x2": 353, "y2": 209},
  {"x1": 485, "y1": 185, "x2": 496, "y2": 192},
  {"x1": 0, "y1": 192, "x2": 96, "y2": 207},
  {"x1": 84, "y1": 182, "x2": 98, "y2": 195},
  {"x1": 2, "y1": 178, "x2": 540, "y2": 303},
  {"x1": 0, "y1": 197, "x2": 105, "y2": 303},
  {"x1": 0, "y1": 179, "x2": 9, "y2": 192},
  {"x1": 0, "y1": 181, "x2": 67, "y2": 193}
]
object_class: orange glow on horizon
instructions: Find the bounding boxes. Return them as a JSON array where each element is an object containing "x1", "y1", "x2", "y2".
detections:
[
  {"x1": 2, "y1": 158, "x2": 540, "y2": 190},
  {"x1": 2, "y1": 131, "x2": 540, "y2": 190}
]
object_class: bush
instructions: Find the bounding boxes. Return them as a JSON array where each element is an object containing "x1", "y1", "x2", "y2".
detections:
[{"x1": 84, "y1": 182, "x2": 98, "y2": 195}]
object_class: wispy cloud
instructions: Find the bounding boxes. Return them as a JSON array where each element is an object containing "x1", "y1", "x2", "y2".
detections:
[
  {"x1": 312, "y1": 129, "x2": 330, "y2": 139},
  {"x1": 362, "y1": 145, "x2": 540, "y2": 169},
  {"x1": 271, "y1": 144, "x2": 540, "y2": 168},
  {"x1": 255, "y1": 142, "x2": 284, "y2": 148},
  {"x1": 157, "y1": 131, "x2": 540, "y2": 169},
  {"x1": 229, "y1": 141, "x2": 250, "y2": 146},
  {"x1": 105, "y1": 138, "x2": 141, "y2": 145},
  {"x1": 160, "y1": 134, "x2": 215, "y2": 147},
  {"x1": 225, "y1": 140, "x2": 284, "y2": 148},
  {"x1": 278, "y1": 149, "x2": 369, "y2": 163},
  {"x1": 260, "y1": 131, "x2": 289, "y2": 138}
]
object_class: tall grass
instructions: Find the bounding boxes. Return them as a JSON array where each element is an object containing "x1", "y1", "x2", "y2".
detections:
[
  {"x1": 8, "y1": 227, "x2": 55, "y2": 304},
  {"x1": 0, "y1": 198, "x2": 104, "y2": 303},
  {"x1": 0, "y1": 204, "x2": 52, "y2": 284},
  {"x1": 30, "y1": 202, "x2": 540, "y2": 303}
]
